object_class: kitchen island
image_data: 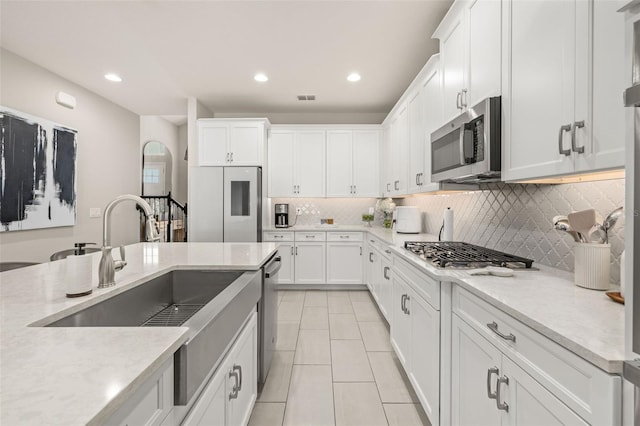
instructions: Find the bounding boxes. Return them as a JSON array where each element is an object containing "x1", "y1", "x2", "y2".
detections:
[{"x1": 0, "y1": 242, "x2": 278, "y2": 426}]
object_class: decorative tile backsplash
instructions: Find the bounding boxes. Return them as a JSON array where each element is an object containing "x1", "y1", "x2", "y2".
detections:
[
  {"x1": 398, "y1": 179, "x2": 625, "y2": 285},
  {"x1": 272, "y1": 179, "x2": 625, "y2": 284}
]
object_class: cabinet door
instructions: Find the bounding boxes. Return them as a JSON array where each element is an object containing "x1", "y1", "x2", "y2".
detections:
[
  {"x1": 451, "y1": 314, "x2": 502, "y2": 426},
  {"x1": 182, "y1": 361, "x2": 227, "y2": 426},
  {"x1": 294, "y1": 242, "x2": 326, "y2": 284},
  {"x1": 390, "y1": 106, "x2": 409, "y2": 195},
  {"x1": 365, "y1": 245, "x2": 376, "y2": 294},
  {"x1": 227, "y1": 314, "x2": 258, "y2": 426},
  {"x1": 409, "y1": 293, "x2": 440, "y2": 426},
  {"x1": 229, "y1": 123, "x2": 262, "y2": 165},
  {"x1": 503, "y1": 0, "x2": 577, "y2": 181},
  {"x1": 381, "y1": 124, "x2": 392, "y2": 196},
  {"x1": 391, "y1": 276, "x2": 412, "y2": 368},
  {"x1": 379, "y1": 258, "x2": 393, "y2": 323},
  {"x1": 275, "y1": 243, "x2": 295, "y2": 285},
  {"x1": 296, "y1": 131, "x2": 326, "y2": 197},
  {"x1": 576, "y1": 0, "x2": 625, "y2": 172},
  {"x1": 407, "y1": 89, "x2": 425, "y2": 194},
  {"x1": 198, "y1": 123, "x2": 229, "y2": 166},
  {"x1": 326, "y1": 131, "x2": 353, "y2": 197},
  {"x1": 352, "y1": 130, "x2": 380, "y2": 197},
  {"x1": 440, "y1": 15, "x2": 466, "y2": 121},
  {"x1": 467, "y1": 0, "x2": 501, "y2": 107},
  {"x1": 326, "y1": 242, "x2": 363, "y2": 285},
  {"x1": 422, "y1": 62, "x2": 443, "y2": 191},
  {"x1": 268, "y1": 131, "x2": 295, "y2": 197},
  {"x1": 502, "y1": 357, "x2": 588, "y2": 426}
]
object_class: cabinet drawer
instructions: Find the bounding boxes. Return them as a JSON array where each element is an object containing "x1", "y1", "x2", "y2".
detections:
[
  {"x1": 392, "y1": 253, "x2": 440, "y2": 311},
  {"x1": 327, "y1": 232, "x2": 363, "y2": 242},
  {"x1": 367, "y1": 235, "x2": 392, "y2": 260},
  {"x1": 263, "y1": 231, "x2": 294, "y2": 242},
  {"x1": 294, "y1": 232, "x2": 326, "y2": 241},
  {"x1": 453, "y1": 286, "x2": 620, "y2": 425}
]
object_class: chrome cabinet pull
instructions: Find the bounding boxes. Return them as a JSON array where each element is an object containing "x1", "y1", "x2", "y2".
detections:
[
  {"x1": 394, "y1": 181, "x2": 399, "y2": 190},
  {"x1": 383, "y1": 266, "x2": 390, "y2": 280},
  {"x1": 496, "y1": 376, "x2": 509, "y2": 412},
  {"x1": 370, "y1": 239, "x2": 375, "y2": 243},
  {"x1": 295, "y1": 246, "x2": 298, "y2": 255},
  {"x1": 405, "y1": 295, "x2": 410, "y2": 314},
  {"x1": 487, "y1": 322, "x2": 516, "y2": 342},
  {"x1": 353, "y1": 185, "x2": 356, "y2": 194},
  {"x1": 387, "y1": 183, "x2": 390, "y2": 192},
  {"x1": 456, "y1": 92, "x2": 462, "y2": 110},
  {"x1": 306, "y1": 235, "x2": 314, "y2": 239},
  {"x1": 274, "y1": 235, "x2": 283, "y2": 239},
  {"x1": 571, "y1": 121, "x2": 585, "y2": 153},
  {"x1": 226, "y1": 152, "x2": 230, "y2": 162},
  {"x1": 385, "y1": 249, "x2": 391, "y2": 254},
  {"x1": 461, "y1": 89, "x2": 468, "y2": 108},
  {"x1": 558, "y1": 124, "x2": 572, "y2": 156},
  {"x1": 401, "y1": 294, "x2": 406, "y2": 313},
  {"x1": 487, "y1": 367, "x2": 499, "y2": 400},
  {"x1": 235, "y1": 364, "x2": 242, "y2": 391},
  {"x1": 369, "y1": 252, "x2": 374, "y2": 263},
  {"x1": 340, "y1": 235, "x2": 348, "y2": 239},
  {"x1": 230, "y1": 152, "x2": 234, "y2": 162},
  {"x1": 360, "y1": 246, "x2": 362, "y2": 256},
  {"x1": 229, "y1": 369, "x2": 239, "y2": 400},
  {"x1": 290, "y1": 246, "x2": 294, "y2": 255}
]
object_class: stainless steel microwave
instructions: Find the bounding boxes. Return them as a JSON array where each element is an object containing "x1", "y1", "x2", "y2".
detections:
[{"x1": 430, "y1": 96, "x2": 501, "y2": 183}]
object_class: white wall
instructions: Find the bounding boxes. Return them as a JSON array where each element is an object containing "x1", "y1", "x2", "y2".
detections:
[
  {"x1": 0, "y1": 49, "x2": 141, "y2": 263},
  {"x1": 140, "y1": 116, "x2": 188, "y2": 203},
  {"x1": 177, "y1": 123, "x2": 188, "y2": 205}
]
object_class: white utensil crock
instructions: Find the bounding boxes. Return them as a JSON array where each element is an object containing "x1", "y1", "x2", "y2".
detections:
[{"x1": 574, "y1": 243, "x2": 610, "y2": 290}]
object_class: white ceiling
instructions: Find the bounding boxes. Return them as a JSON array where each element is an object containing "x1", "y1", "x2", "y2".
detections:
[{"x1": 0, "y1": 1, "x2": 452, "y2": 121}]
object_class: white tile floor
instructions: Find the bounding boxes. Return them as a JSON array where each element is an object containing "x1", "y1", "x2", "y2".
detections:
[{"x1": 248, "y1": 290, "x2": 430, "y2": 426}]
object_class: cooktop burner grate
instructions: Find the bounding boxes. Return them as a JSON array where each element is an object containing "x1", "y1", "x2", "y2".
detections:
[{"x1": 404, "y1": 241, "x2": 534, "y2": 269}]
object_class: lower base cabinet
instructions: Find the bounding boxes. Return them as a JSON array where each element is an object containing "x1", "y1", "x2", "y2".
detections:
[
  {"x1": 327, "y1": 241, "x2": 363, "y2": 284},
  {"x1": 183, "y1": 311, "x2": 257, "y2": 426},
  {"x1": 451, "y1": 314, "x2": 587, "y2": 425}
]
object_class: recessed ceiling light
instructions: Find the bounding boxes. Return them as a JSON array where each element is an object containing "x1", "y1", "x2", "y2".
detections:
[
  {"x1": 104, "y1": 73, "x2": 122, "y2": 83},
  {"x1": 347, "y1": 72, "x2": 361, "y2": 82},
  {"x1": 254, "y1": 73, "x2": 269, "y2": 82}
]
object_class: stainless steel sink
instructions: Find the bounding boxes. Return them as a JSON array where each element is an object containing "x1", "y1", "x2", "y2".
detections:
[
  {"x1": 46, "y1": 269, "x2": 262, "y2": 406},
  {"x1": 47, "y1": 270, "x2": 245, "y2": 327}
]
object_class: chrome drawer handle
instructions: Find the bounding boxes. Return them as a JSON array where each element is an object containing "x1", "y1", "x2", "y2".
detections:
[
  {"x1": 558, "y1": 124, "x2": 572, "y2": 156},
  {"x1": 235, "y1": 364, "x2": 242, "y2": 391},
  {"x1": 306, "y1": 235, "x2": 314, "y2": 239},
  {"x1": 487, "y1": 322, "x2": 516, "y2": 342},
  {"x1": 369, "y1": 252, "x2": 374, "y2": 263},
  {"x1": 229, "y1": 369, "x2": 239, "y2": 400},
  {"x1": 385, "y1": 249, "x2": 392, "y2": 254},
  {"x1": 496, "y1": 376, "x2": 509, "y2": 412},
  {"x1": 571, "y1": 120, "x2": 585, "y2": 153},
  {"x1": 487, "y1": 367, "x2": 499, "y2": 400},
  {"x1": 383, "y1": 266, "x2": 390, "y2": 280},
  {"x1": 339, "y1": 235, "x2": 349, "y2": 239},
  {"x1": 274, "y1": 235, "x2": 283, "y2": 239}
]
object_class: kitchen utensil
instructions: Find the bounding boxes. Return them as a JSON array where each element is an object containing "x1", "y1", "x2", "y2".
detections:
[
  {"x1": 554, "y1": 221, "x2": 582, "y2": 242},
  {"x1": 552, "y1": 215, "x2": 568, "y2": 226},
  {"x1": 568, "y1": 209, "x2": 597, "y2": 243},
  {"x1": 603, "y1": 206, "x2": 623, "y2": 243},
  {"x1": 468, "y1": 266, "x2": 514, "y2": 277},
  {"x1": 588, "y1": 223, "x2": 607, "y2": 244}
]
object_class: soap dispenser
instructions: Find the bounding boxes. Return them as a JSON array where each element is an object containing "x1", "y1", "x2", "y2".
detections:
[{"x1": 65, "y1": 243, "x2": 94, "y2": 298}]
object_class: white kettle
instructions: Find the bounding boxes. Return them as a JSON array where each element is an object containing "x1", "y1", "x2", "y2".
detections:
[{"x1": 395, "y1": 206, "x2": 421, "y2": 234}]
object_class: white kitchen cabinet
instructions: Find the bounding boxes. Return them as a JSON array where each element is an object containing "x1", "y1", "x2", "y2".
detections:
[
  {"x1": 268, "y1": 129, "x2": 325, "y2": 197},
  {"x1": 183, "y1": 311, "x2": 257, "y2": 426},
  {"x1": 390, "y1": 254, "x2": 441, "y2": 425},
  {"x1": 294, "y1": 241, "x2": 326, "y2": 284},
  {"x1": 389, "y1": 105, "x2": 409, "y2": 195},
  {"x1": 326, "y1": 130, "x2": 380, "y2": 198},
  {"x1": 407, "y1": 87, "x2": 425, "y2": 194},
  {"x1": 502, "y1": 0, "x2": 624, "y2": 181},
  {"x1": 378, "y1": 256, "x2": 393, "y2": 323},
  {"x1": 263, "y1": 232, "x2": 295, "y2": 285},
  {"x1": 434, "y1": 0, "x2": 501, "y2": 122},
  {"x1": 197, "y1": 119, "x2": 268, "y2": 166},
  {"x1": 326, "y1": 242, "x2": 363, "y2": 284},
  {"x1": 381, "y1": 123, "x2": 393, "y2": 195}
]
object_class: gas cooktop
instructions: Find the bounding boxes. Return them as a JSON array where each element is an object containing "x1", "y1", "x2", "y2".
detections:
[{"x1": 404, "y1": 241, "x2": 534, "y2": 269}]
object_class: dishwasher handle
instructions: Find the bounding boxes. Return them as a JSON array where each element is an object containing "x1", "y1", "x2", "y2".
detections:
[{"x1": 264, "y1": 256, "x2": 282, "y2": 278}]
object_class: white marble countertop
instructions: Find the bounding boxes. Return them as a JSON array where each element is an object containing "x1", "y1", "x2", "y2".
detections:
[{"x1": 0, "y1": 242, "x2": 278, "y2": 426}]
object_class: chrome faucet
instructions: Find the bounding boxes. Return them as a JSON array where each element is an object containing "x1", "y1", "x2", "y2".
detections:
[{"x1": 98, "y1": 194, "x2": 161, "y2": 288}]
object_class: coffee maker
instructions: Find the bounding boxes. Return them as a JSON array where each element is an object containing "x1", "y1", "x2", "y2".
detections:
[{"x1": 275, "y1": 204, "x2": 289, "y2": 228}]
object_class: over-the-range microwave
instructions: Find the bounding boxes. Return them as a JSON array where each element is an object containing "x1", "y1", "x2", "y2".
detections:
[{"x1": 430, "y1": 96, "x2": 501, "y2": 183}]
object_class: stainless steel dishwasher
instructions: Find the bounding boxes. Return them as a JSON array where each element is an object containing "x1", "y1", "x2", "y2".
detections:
[{"x1": 259, "y1": 253, "x2": 281, "y2": 385}]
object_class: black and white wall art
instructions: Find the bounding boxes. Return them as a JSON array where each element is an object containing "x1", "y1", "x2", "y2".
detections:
[{"x1": 0, "y1": 107, "x2": 77, "y2": 232}]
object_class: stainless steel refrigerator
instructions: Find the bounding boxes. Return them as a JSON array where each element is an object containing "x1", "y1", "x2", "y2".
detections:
[{"x1": 189, "y1": 167, "x2": 262, "y2": 242}]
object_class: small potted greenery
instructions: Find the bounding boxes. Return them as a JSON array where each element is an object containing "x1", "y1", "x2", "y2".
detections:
[{"x1": 361, "y1": 213, "x2": 375, "y2": 227}]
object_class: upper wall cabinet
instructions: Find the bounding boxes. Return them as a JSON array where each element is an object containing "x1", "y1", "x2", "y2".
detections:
[
  {"x1": 268, "y1": 129, "x2": 326, "y2": 197},
  {"x1": 326, "y1": 130, "x2": 381, "y2": 198},
  {"x1": 197, "y1": 119, "x2": 269, "y2": 166},
  {"x1": 502, "y1": 0, "x2": 625, "y2": 181},
  {"x1": 433, "y1": 0, "x2": 501, "y2": 122}
]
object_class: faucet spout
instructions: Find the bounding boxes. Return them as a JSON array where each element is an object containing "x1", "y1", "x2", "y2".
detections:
[{"x1": 98, "y1": 194, "x2": 160, "y2": 288}]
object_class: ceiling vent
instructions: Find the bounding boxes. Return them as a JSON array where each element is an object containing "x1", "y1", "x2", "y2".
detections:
[{"x1": 297, "y1": 95, "x2": 316, "y2": 101}]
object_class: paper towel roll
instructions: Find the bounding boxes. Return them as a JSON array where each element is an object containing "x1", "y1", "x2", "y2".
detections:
[
  {"x1": 443, "y1": 207, "x2": 454, "y2": 241},
  {"x1": 65, "y1": 254, "x2": 93, "y2": 297}
]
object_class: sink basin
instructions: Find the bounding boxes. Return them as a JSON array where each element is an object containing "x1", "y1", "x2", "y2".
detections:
[
  {"x1": 46, "y1": 269, "x2": 262, "y2": 406},
  {"x1": 47, "y1": 270, "x2": 245, "y2": 327}
]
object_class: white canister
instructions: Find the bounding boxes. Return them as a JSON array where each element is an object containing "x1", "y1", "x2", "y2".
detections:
[
  {"x1": 574, "y1": 243, "x2": 611, "y2": 290},
  {"x1": 65, "y1": 254, "x2": 93, "y2": 297}
]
